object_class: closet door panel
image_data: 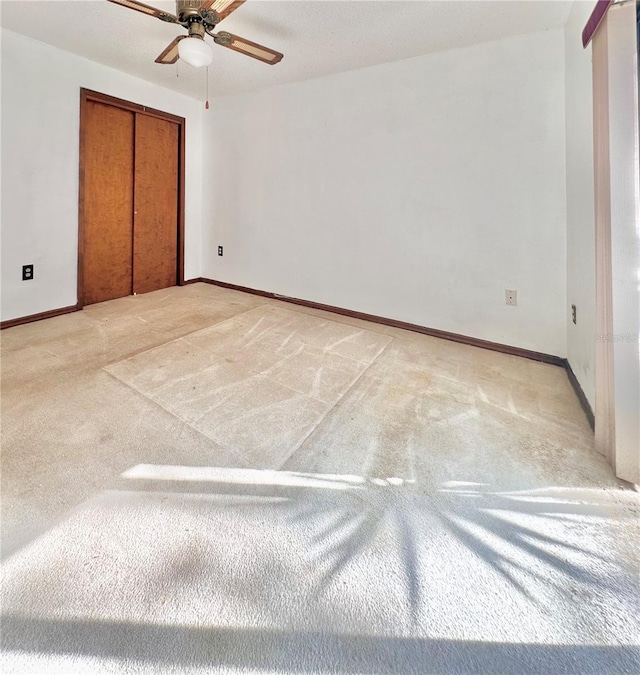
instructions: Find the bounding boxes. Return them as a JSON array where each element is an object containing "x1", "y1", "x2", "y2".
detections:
[
  {"x1": 133, "y1": 114, "x2": 179, "y2": 295},
  {"x1": 83, "y1": 101, "x2": 135, "y2": 305}
]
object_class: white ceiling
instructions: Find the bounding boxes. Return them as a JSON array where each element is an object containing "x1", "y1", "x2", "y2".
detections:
[{"x1": 1, "y1": 0, "x2": 572, "y2": 100}]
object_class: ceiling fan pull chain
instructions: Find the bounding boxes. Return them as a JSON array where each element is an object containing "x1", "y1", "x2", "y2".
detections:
[{"x1": 205, "y1": 65, "x2": 210, "y2": 110}]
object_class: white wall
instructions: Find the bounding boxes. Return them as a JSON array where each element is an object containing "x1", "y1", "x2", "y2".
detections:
[
  {"x1": 202, "y1": 29, "x2": 567, "y2": 357},
  {"x1": 1, "y1": 29, "x2": 203, "y2": 322},
  {"x1": 564, "y1": 0, "x2": 596, "y2": 409}
]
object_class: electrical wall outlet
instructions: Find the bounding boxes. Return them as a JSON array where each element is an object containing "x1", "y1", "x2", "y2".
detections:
[
  {"x1": 505, "y1": 289, "x2": 517, "y2": 306},
  {"x1": 571, "y1": 304, "x2": 577, "y2": 324},
  {"x1": 218, "y1": 246, "x2": 223, "y2": 256},
  {"x1": 22, "y1": 264, "x2": 34, "y2": 281}
]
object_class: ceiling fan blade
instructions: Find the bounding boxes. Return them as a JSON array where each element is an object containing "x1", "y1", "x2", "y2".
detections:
[
  {"x1": 155, "y1": 36, "x2": 185, "y2": 64},
  {"x1": 199, "y1": 0, "x2": 247, "y2": 23},
  {"x1": 107, "y1": 0, "x2": 178, "y2": 23},
  {"x1": 214, "y1": 32, "x2": 283, "y2": 65}
]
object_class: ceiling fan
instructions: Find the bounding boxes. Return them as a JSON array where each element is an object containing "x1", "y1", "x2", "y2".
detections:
[{"x1": 107, "y1": 0, "x2": 283, "y2": 68}]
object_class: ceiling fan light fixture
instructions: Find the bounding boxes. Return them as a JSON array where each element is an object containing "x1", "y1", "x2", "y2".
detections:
[{"x1": 178, "y1": 36, "x2": 213, "y2": 67}]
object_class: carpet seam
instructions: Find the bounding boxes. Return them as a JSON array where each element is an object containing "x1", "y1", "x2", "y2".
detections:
[{"x1": 276, "y1": 336, "x2": 396, "y2": 471}]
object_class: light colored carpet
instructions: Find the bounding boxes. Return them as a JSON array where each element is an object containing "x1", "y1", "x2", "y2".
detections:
[
  {"x1": 1, "y1": 284, "x2": 638, "y2": 674},
  {"x1": 2, "y1": 472, "x2": 639, "y2": 674},
  {"x1": 105, "y1": 305, "x2": 392, "y2": 468}
]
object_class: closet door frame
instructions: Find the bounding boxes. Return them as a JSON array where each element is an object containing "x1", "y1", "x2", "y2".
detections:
[{"x1": 77, "y1": 88, "x2": 186, "y2": 308}]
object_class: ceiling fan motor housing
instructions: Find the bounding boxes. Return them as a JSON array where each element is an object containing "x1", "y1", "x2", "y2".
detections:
[
  {"x1": 176, "y1": 0, "x2": 218, "y2": 27},
  {"x1": 176, "y1": 0, "x2": 201, "y2": 18}
]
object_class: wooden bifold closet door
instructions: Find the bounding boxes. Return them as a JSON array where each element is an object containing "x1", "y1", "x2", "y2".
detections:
[
  {"x1": 133, "y1": 114, "x2": 179, "y2": 296},
  {"x1": 83, "y1": 101, "x2": 134, "y2": 306},
  {"x1": 81, "y1": 94, "x2": 181, "y2": 306}
]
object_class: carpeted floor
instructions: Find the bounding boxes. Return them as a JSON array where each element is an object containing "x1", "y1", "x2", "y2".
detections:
[{"x1": 1, "y1": 283, "x2": 638, "y2": 674}]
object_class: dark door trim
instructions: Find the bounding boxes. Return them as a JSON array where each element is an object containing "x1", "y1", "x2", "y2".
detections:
[{"x1": 77, "y1": 88, "x2": 186, "y2": 308}]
